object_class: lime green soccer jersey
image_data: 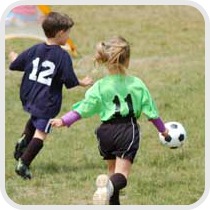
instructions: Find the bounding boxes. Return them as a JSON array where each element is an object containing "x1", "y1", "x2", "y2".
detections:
[{"x1": 72, "y1": 74, "x2": 159, "y2": 121}]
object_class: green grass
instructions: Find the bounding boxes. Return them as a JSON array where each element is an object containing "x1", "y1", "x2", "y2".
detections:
[{"x1": 5, "y1": 5, "x2": 205, "y2": 205}]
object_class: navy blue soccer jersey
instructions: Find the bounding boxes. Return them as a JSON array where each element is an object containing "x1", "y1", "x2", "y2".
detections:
[{"x1": 9, "y1": 43, "x2": 79, "y2": 118}]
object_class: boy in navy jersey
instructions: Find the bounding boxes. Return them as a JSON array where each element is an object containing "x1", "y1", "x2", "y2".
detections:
[{"x1": 9, "y1": 12, "x2": 93, "y2": 179}]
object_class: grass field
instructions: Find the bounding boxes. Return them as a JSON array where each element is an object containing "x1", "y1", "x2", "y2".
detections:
[{"x1": 5, "y1": 5, "x2": 205, "y2": 205}]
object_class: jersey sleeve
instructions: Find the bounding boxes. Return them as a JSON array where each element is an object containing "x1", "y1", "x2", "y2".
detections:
[
  {"x1": 72, "y1": 82, "x2": 101, "y2": 118},
  {"x1": 9, "y1": 49, "x2": 29, "y2": 71},
  {"x1": 141, "y1": 85, "x2": 159, "y2": 119},
  {"x1": 60, "y1": 52, "x2": 79, "y2": 89}
]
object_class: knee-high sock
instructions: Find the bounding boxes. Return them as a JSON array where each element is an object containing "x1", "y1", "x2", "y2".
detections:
[
  {"x1": 22, "y1": 118, "x2": 36, "y2": 145},
  {"x1": 109, "y1": 173, "x2": 127, "y2": 205},
  {"x1": 21, "y1": 138, "x2": 43, "y2": 166}
]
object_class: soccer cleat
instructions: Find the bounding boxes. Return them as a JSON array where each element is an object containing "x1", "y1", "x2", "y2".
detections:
[
  {"x1": 93, "y1": 174, "x2": 114, "y2": 205},
  {"x1": 14, "y1": 135, "x2": 27, "y2": 161},
  {"x1": 15, "y1": 159, "x2": 32, "y2": 180}
]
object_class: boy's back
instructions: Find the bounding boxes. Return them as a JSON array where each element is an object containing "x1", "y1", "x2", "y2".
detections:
[{"x1": 10, "y1": 43, "x2": 79, "y2": 118}]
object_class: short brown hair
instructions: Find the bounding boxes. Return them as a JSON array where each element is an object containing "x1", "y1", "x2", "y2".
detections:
[{"x1": 42, "y1": 12, "x2": 74, "y2": 38}]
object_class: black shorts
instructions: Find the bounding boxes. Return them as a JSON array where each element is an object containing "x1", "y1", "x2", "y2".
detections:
[{"x1": 95, "y1": 117, "x2": 140, "y2": 163}]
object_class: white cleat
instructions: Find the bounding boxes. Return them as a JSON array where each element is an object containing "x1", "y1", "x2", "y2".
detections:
[{"x1": 93, "y1": 174, "x2": 114, "y2": 205}]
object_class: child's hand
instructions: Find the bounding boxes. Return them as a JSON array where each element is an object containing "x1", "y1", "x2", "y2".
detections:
[
  {"x1": 9, "y1": 51, "x2": 18, "y2": 62},
  {"x1": 79, "y1": 76, "x2": 94, "y2": 87},
  {"x1": 161, "y1": 128, "x2": 169, "y2": 137},
  {"x1": 50, "y1": 119, "x2": 64, "y2": 127},
  {"x1": 161, "y1": 129, "x2": 172, "y2": 142}
]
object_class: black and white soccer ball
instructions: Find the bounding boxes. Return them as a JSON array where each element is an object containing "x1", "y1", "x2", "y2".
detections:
[{"x1": 159, "y1": 121, "x2": 187, "y2": 149}]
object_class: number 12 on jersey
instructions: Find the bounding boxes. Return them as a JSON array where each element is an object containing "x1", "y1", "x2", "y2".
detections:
[{"x1": 29, "y1": 57, "x2": 55, "y2": 86}]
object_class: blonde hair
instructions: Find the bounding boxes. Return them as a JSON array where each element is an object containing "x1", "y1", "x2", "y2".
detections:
[{"x1": 94, "y1": 36, "x2": 130, "y2": 74}]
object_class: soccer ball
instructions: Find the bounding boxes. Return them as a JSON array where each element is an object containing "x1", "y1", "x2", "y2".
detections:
[{"x1": 158, "y1": 121, "x2": 187, "y2": 149}]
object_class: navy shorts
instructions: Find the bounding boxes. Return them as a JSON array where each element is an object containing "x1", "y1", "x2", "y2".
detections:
[
  {"x1": 95, "y1": 117, "x2": 140, "y2": 163},
  {"x1": 31, "y1": 116, "x2": 52, "y2": 134}
]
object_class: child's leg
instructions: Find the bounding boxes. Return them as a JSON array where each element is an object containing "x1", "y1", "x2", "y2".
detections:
[
  {"x1": 22, "y1": 117, "x2": 36, "y2": 144},
  {"x1": 92, "y1": 160, "x2": 115, "y2": 205},
  {"x1": 109, "y1": 158, "x2": 131, "y2": 205},
  {"x1": 109, "y1": 173, "x2": 127, "y2": 205},
  {"x1": 93, "y1": 159, "x2": 129, "y2": 205},
  {"x1": 107, "y1": 159, "x2": 116, "y2": 176},
  {"x1": 20, "y1": 129, "x2": 46, "y2": 166},
  {"x1": 14, "y1": 118, "x2": 36, "y2": 160},
  {"x1": 15, "y1": 118, "x2": 51, "y2": 179}
]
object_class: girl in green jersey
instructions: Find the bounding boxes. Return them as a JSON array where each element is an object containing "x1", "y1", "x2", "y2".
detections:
[{"x1": 50, "y1": 36, "x2": 170, "y2": 205}]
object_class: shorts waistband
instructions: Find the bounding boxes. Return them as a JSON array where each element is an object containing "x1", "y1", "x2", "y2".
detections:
[{"x1": 102, "y1": 117, "x2": 137, "y2": 124}]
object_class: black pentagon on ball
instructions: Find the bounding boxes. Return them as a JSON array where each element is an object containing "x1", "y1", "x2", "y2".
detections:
[
  {"x1": 165, "y1": 136, "x2": 172, "y2": 142},
  {"x1": 179, "y1": 134, "x2": 185, "y2": 141},
  {"x1": 170, "y1": 123, "x2": 178, "y2": 129}
]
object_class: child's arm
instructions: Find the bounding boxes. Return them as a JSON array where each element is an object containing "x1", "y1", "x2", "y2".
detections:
[
  {"x1": 149, "y1": 117, "x2": 169, "y2": 137},
  {"x1": 50, "y1": 111, "x2": 81, "y2": 128}
]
